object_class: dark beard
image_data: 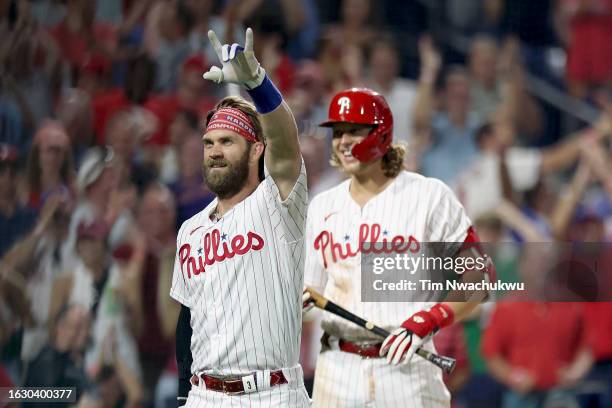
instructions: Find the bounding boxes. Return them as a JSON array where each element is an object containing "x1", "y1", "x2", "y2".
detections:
[{"x1": 202, "y1": 145, "x2": 251, "y2": 199}]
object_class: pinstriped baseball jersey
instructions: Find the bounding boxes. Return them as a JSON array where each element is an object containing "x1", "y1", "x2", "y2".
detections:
[
  {"x1": 305, "y1": 171, "x2": 472, "y2": 342},
  {"x1": 170, "y1": 160, "x2": 308, "y2": 375}
]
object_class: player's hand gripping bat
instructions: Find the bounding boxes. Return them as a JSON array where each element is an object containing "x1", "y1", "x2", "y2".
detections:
[{"x1": 305, "y1": 288, "x2": 456, "y2": 374}]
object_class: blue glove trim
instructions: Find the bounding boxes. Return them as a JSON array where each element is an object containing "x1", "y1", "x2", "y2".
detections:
[{"x1": 247, "y1": 75, "x2": 283, "y2": 114}]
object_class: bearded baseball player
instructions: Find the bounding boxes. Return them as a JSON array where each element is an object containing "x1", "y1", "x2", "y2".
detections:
[
  {"x1": 170, "y1": 28, "x2": 310, "y2": 407},
  {"x1": 303, "y1": 88, "x2": 492, "y2": 407}
]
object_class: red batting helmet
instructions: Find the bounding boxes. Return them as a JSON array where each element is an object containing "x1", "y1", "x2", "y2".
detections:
[{"x1": 320, "y1": 88, "x2": 393, "y2": 162}]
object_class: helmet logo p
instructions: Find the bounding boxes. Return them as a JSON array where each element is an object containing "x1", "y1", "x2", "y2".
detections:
[{"x1": 337, "y1": 97, "x2": 351, "y2": 115}]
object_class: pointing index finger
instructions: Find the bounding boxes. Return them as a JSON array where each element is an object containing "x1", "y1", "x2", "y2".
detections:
[
  {"x1": 208, "y1": 30, "x2": 223, "y2": 60},
  {"x1": 245, "y1": 27, "x2": 254, "y2": 52}
]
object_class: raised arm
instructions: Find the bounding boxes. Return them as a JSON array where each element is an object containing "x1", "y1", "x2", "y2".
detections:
[
  {"x1": 203, "y1": 28, "x2": 301, "y2": 199},
  {"x1": 412, "y1": 36, "x2": 441, "y2": 137},
  {"x1": 259, "y1": 102, "x2": 300, "y2": 199},
  {"x1": 495, "y1": 200, "x2": 549, "y2": 242}
]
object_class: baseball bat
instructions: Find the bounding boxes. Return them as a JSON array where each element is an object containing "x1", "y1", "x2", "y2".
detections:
[{"x1": 306, "y1": 288, "x2": 456, "y2": 374}]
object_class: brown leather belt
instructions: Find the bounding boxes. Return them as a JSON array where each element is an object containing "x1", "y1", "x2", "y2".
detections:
[
  {"x1": 322, "y1": 332, "x2": 383, "y2": 358},
  {"x1": 190, "y1": 370, "x2": 287, "y2": 395},
  {"x1": 339, "y1": 339, "x2": 383, "y2": 358}
]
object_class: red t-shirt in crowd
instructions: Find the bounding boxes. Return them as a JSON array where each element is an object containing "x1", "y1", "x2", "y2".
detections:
[
  {"x1": 144, "y1": 95, "x2": 214, "y2": 146},
  {"x1": 274, "y1": 54, "x2": 296, "y2": 95},
  {"x1": 49, "y1": 21, "x2": 116, "y2": 70},
  {"x1": 91, "y1": 91, "x2": 216, "y2": 146},
  {"x1": 91, "y1": 88, "x2": 131, "y2": 145},
  {"x1": 0, "y1": 365, "x2": 13, "y2": 387},
  {"x1": 564, "y1": 0, "x2": 612, "y2": 83},
  {"x1": 584, "y1": 302, "x2": 612, "y2": 361},
  {"x1": 0, "y1": 365, "x2": 13, "y2": 403},
  {"x1": 482, "y1": 302, "x2": 585, "y2": 390},
  {"x1": 136, "y1": 253, "x2": 174, "y2": 361}
]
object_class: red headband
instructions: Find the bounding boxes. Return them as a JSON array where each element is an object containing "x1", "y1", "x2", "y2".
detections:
[{"x1": 206, "y1": 107, "x2": 259, "y2": 143}]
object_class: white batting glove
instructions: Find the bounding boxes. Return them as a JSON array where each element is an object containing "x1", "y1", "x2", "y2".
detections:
[
  {"x1": 379, "y1": 328, "x2": 428, "y2": 365},
  {"x1": 379, "y1": 304, "x2": 454, "y2": 365},
  {"x1": 302, "y1": 289, "x2": 315, "y2": 314},
  {"x1": 203, "y1": 27, "x2": 266, "y2": 90}
]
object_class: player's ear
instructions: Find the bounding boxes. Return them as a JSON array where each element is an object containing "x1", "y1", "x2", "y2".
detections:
[{"x1": 250, "y1": 141, "x2": 265, "y2": 162}]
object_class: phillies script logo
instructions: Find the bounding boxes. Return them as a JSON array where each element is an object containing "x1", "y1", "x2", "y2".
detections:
[
  {"x1": 180, "y1": 229, "x2": 264, "y2": 279},
  {"x1": 314, "y1": 223, "x2": 420, "y2": 268}
]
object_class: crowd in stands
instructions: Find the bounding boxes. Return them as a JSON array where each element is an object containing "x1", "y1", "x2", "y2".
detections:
[{"x1": 1, "y1": 0, "x2": 612, "y2": 407}]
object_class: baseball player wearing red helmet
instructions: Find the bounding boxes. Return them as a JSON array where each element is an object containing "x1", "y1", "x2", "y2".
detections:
[{"x1": 303, "y1": 88, "x2": 492, "y2": 406}]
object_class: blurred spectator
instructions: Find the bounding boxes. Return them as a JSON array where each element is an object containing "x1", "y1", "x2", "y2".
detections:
[
  {"x1": 133, "y1": 183, "x2": 179, "y2": 402},
  {"x1": 29, "y1": 0, "x2": 66, "y2": 28},
  {"x1": 86, "y1": 366, "x2": 129, "y2": 408},
  {"x1": 52, "y1": 217, "x2": 149, "y2": 406},
  {"x1": 159, "y1": 109, "x2": 200, "y2": 184},
  {"x1": 104, "y1": 109, "x2": 158, "y2": 191},
  {"x1": 169, "y1": 133, "x2": 215, "y2": 227},
  {"x1": 83, "y1": 359, "x2": 143, "y2": 408},
  {"x1": 1, "y1": 0, "x2": 59, "y2": 135},
  {"x1": 287, "y1": 60, "x2": 327, "y2": 133},
  {"x1": 558, "y1": 0, "x2": 612, "y2": 99},
  {"x1": 324, "y1": 0, "x2": 377, "y2": 50},
  {"x1": 317, "y1": 32, "x2": 365, "y2": 93},
  {"x1": 450, "y1": 216, "x2": 507, "y2": 407},
  {"x1": 243, "y1": 6, "x2": 297, "y2": 94},
  {"x1": 515, "y1": 132, "x2": 612, "y2": 243},
  {"x1": 144, "y1": 54, "x2": 215, "y2": 147},
  {"x1": 183, "y1": 0, "x2": 244, "y2": 65},
  {"x1": 49, "y1": 0, "x2": 117, "y2": 83},
  {"x1": 0, "y1": 143, "x2": 36, "y2": 257},
  {"x1": 230, "y1": 0, "x2": 314, "y2": 61},
  {"x1": 483, "y1": 302, "x2": 591, "y2": 408},
  {"x1": 454, "y1": 118, "x2": 605, "y2": 221},
  {"x1": 91, "y1": 53, "x2": 157, "y2": 145},
  {"x1": 468, "y1": 36, "x2": 543, "y2": 140},
  {"x1": 317, "y1": 0, "x2": 378, "y2": 91},
  {"x1": 469, "y1": 36, "x2": 502, "y2": 122},
  {"x1": 380, "y1": 0, "x2": 427, "y2": 79},
  {"x1": 497, "y1": 0, "x2": 559, "y2": 81},
  {"x1": 71, "y1": 222, "x2": 146, "y2": 408},
  {"x1": 21, "y1": 121, "x2": 75, "y2": 211},
  {"x1": 444, "y1": 0, "x2": 495, "y2": 35},
  {"x1": 413, "y1": 37, "x2": 480, "y2": 184},
  {"x1": 144, "y1": 0, "x2": 193, "y2": 92},
  {"x1": 455, "y1": 305, "x2": 505, "y2": 408},
  {"x1": 73, "y1": 147, "x2": 118, "y2": 222},
  {"x1": 286, "y1": 0, "x2": 320, "y2": 60},
  {"x1": 76, "y1": 53, "x2": 113, "y2": 96},
  {"x1": 0, "y1": 96, "x2": 25, "y2": 154},
  {"x1": 366, "y1": 35, "x2": 418, "y2": 146},
  {"x1": 2, "y1": 190, "x2": 73, "y2": 363},
  {"x1": 113, "y1": 0, "x2": 156, "y2": 53},
  {"x1": 298, "y1": 132, "x2": 338, "y2": 197},
  {"x1": 56, "y1": 88, "x2": 94, "y2": 161},
  {"x1": 184, "y1": 0, "x2": 216, "y2": 58},
  {"x1": 50, "y1": 219, "x2": 111, "y2": 320},
  {"x1": 67, "y1": 147, "x2": 136, "y2": 266},
  {"x1": 24, "y1": 304, "x2": 92, "y2": 404}
]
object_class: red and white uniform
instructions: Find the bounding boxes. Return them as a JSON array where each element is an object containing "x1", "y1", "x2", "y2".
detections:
[
  {"x1": 305, "y1": 171, "x2": 472, "y2": 407},
  {"x1": 170, "y1": 162, "x2": 310, "y2": 407}
]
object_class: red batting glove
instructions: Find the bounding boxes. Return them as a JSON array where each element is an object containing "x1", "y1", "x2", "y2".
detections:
[{"x1": 379, "y1": 303, "x2": 454, "y2": 365}]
